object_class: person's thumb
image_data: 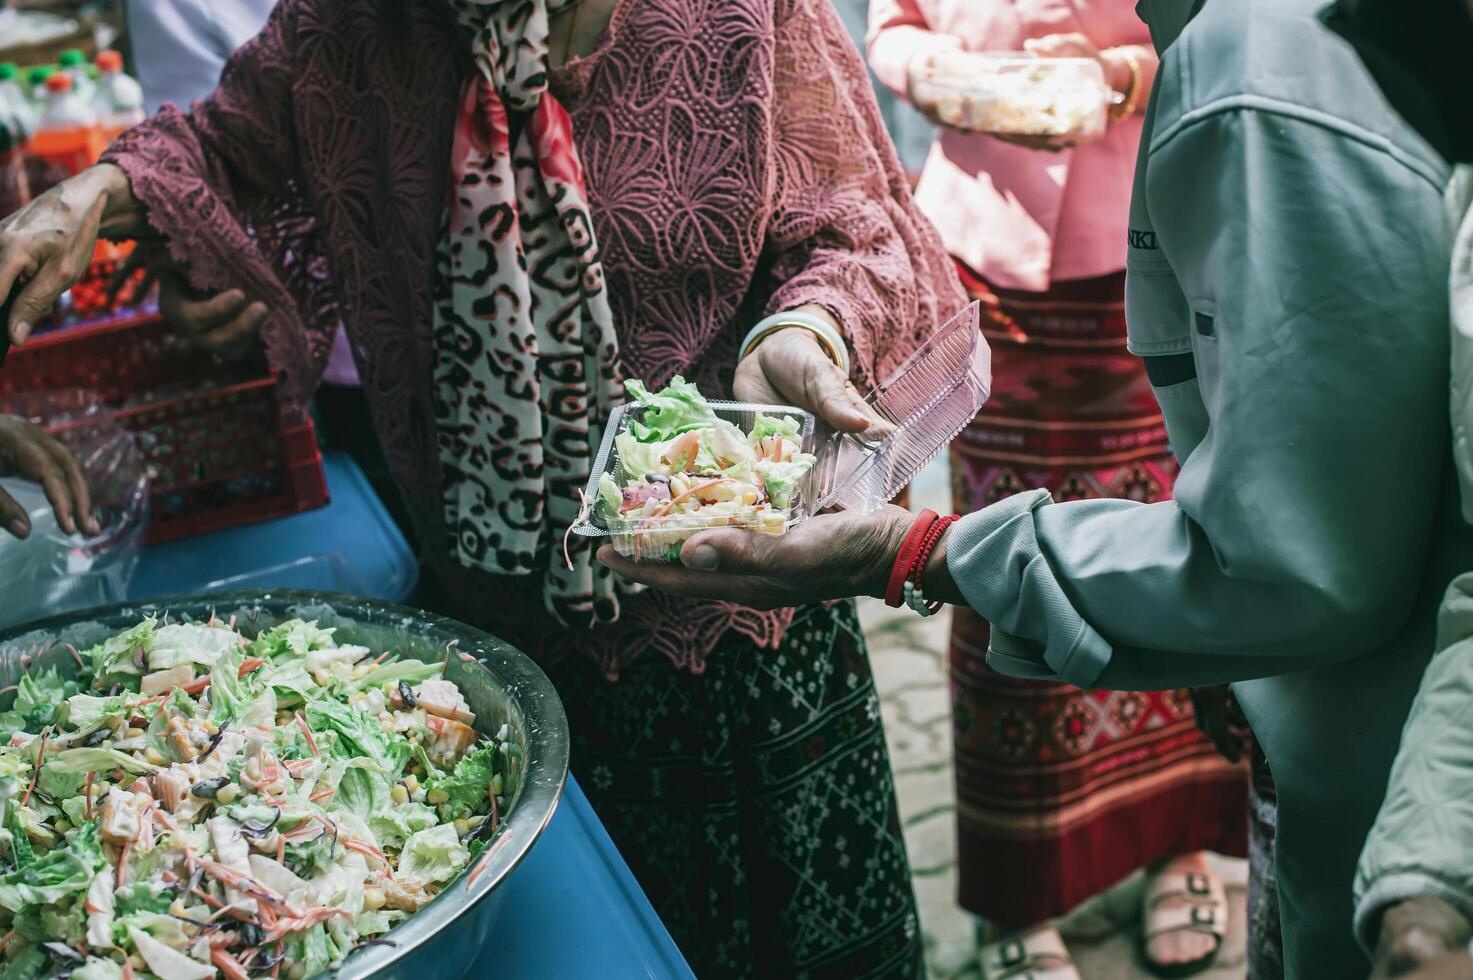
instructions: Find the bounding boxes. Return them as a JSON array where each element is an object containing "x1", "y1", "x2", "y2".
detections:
[{"x1": 679, "y1": 527, "x2": 777, "y2": 574}]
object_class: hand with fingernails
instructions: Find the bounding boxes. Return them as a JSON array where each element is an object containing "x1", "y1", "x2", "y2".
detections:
[
  {"x1": 157, "y1": 271, "x2": 268, "y2": 359},
  {"x1": 0, "y1": 414, "x2": 99, "y2": 540},
  {"x1": 0, "y1": 164, "x2": 148, "y2": 350},
  {"x1": 731, "y1": 307, "x2": 877, "y2": 435}
]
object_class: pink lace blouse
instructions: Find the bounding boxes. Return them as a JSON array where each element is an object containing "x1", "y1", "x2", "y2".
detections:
[{"x1": 102, "y1": 0, "x2": 963, "y2": 676}]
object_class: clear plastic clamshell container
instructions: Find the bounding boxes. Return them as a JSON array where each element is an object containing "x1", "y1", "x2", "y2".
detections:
[
  {"x1": 572, "y1": 302, "x2": 990, "y2": 562},
  {"x1": 909, "y1": 51, "x2": 1112, "y2": 139}
]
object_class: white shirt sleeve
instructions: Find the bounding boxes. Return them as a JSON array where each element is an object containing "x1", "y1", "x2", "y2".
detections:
[{"x1": 125, "y1": 0, "x2": 278, "y2": 114}]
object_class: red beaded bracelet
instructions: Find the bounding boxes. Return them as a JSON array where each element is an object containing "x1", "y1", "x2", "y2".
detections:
[
  {"x1": 908, "y1": 514, "x2": 959, "y2": 615},
  {"x1": 885, "y1": 509, "x2": 939, "y2": 607}
]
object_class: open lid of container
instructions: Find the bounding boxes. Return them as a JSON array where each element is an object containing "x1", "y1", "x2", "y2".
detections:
[{"x1": 808, "y1": 301, "x2": 989, "y2": 514}]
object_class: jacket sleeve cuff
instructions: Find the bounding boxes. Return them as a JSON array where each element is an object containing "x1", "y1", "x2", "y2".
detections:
[
  {"x1": 945, "y1": 490, "x2": 1115, "y2": 689},
  {"x1": 1354, "y1": 872, "x2": 1473, "y2": 954}
]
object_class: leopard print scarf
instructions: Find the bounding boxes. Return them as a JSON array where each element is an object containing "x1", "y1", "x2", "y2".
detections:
[{"x1": 433, "y1": 0, "x2": 624, "y2": 628}]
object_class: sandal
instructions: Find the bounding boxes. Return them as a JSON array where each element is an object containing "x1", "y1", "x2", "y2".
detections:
[
  {"x1": 979, "y1": 926, "x2": 1082, "y2": 980},
  {"x1": 1140, "y1": 865, "x2": 1228, "y2": 977}
]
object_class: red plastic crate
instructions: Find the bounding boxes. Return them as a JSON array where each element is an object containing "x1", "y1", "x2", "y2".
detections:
[{"x1": 0, "y1": 312, "x2": 329, "y2": 544}]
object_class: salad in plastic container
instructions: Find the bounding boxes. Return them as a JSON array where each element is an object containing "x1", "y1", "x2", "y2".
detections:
[
  {"x1": 909, "y1": 51, "x2": 1113, "y2": 138},
  {"x1": 573, "y1": 302, "x2": 991, "y2": 562}
]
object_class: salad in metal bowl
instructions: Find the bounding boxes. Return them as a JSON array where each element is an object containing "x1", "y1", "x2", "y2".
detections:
[{"x1": 0, "y1": 615, "x2": 514, "y2": 980}]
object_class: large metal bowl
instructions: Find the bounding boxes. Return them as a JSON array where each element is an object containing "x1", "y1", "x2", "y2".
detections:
[{"x1": 0, "y1": 590, "x2": 570, "y2": 979}]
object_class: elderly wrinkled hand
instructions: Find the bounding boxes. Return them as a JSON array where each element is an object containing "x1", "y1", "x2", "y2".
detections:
[
  {"x1": 598, "y1": 505, "x2": 916, "y2": 610},
  {"x1": 157, "y1": 270, "x2": 267, "y2": 359},
  {"x1": 733, "y1": 316, "x2": 880, "y2": 436},
  {"x1": 0, "y1": 414, "x2": 98, "y2": 539}
]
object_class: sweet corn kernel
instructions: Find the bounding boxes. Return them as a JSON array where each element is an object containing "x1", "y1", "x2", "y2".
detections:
[
  {"x1": 404, "y1": 774, "x2": 419, "y2": 794},
  {"x1": 453, "y1": 819, "x2": 470, "y2": 836},
  {"x1": 390, "y1": 784, "x2": 409, "y2": 806},
  {"x1": 144, "y1": 747, "x2": 167, "y2": 766},
  {"x1": 124, "y1": 727, "x2": 145, "y2": 739},
  {"x1": 53, "y1": 819, "x2": 71, "y2": 834},
  {"x1": 216, "y1": 784, "x2": 239, "y2": 805},
  {"x1": 363, "y1": 888, "x2": 386, "y2": 911},
  {"x1": 426, "y1": 788, "x2": 448, "y2": 806}
]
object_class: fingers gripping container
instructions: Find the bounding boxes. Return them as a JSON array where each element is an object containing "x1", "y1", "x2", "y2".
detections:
[
  {"x1": 572, "y1": 302, "x2": 990, "y2": 562},
  {"x1": 909, "y1": 52, "x2": 1112, "y2": 138}
]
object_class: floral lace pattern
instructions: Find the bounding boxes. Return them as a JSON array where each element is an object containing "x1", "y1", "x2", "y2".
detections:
[{"x1": 103, "y1": 0, "x2": 963, "y2": 675}]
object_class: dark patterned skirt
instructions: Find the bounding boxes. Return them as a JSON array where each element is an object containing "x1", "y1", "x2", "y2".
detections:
[
  {"x1": 546, "y1": 600, "x2": 924, "y2": 980},
  {"x1": 949, "y1": 266, "x2": 1249, "y2": 925}
]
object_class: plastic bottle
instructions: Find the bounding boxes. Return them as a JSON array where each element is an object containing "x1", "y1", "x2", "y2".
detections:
[
  {"x1": 0, "y1": 63, "x2": 32, "y2": 138},
  {"x1": 92, "y1": 51, "x2": 145, "y2": 140},
  {"x1": 0, "y1": 108, "x2": 31, "y2": 217},
  {"x1": 30, "y1": 72, "x2": 104, "y2": 186},
  {"x1": 57, "y1": 49, "x2": 96, "y2": 102},
  {"x1": 27, "y1": 66, "x2": 54, "y2": 105}
]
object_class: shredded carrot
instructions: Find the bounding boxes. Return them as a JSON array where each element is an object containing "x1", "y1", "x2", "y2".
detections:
[
  {"x1": 276, "y1": 836, "x2": 286, "y2": 864},
  {"x1": 65, "y1": 643, "x2": 84, "y2": 668},
  {"x1": 343, "y1": 838, "x2": 391, "y2": 870},
  {"x1": 192, "y1": 886, "x2": 226, "y2": 910},
  {"x1": 466, "y1": 850, "x2": 494, "y2": 887},
  {"x1": 270, "y1": 941, "x2": 283, "y2": 979},
  {"x1": 212, "y1": 947, "x2": 251, "y2": 980},
  {"x1": 19, "y1": 730, "x2": 48, "y2": 807},
  {"x1": 293, "y1": 712, "x2": 318, "y2": 757},
  {"x1": 122, "y1": 959, "x2": 135, "y2": 980},
  {"x1": 371, "y1": 651, "x2": 391, "y2": 667},
  {"x1": 238, "y1": 658, "x2": 266, "y2": 678},
  {"x1": 0, "y1": 931, "x2": 18, "y2": 953},
  {"x1": 181, "y1": 675, "x2": 212, "y2": 696},
  {"x1": 308, "y1": 788, "x2": 335, "y2": 803},
  {"x1": 161, "y1": 869, "x2": 180, "y2": 884},
  {"x1": 116, "y1": 839, "x2": 131, "y2": 888},
  {"x1": 227, "y1": 615, "x2": 237, "y2": 630},
  {"x1": 84, "y1": 771, "x2": 96, "y2": 820}
]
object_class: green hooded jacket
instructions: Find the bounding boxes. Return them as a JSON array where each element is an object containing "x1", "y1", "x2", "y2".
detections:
[{"x1": 942, "y1": 0, "x2": 1473, "y2": 973}]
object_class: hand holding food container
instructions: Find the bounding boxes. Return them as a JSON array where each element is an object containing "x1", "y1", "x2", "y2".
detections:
[
  {"x1": 908, "y1": 32, "x2": 1146, "y2": 151},
  {"x1": 574, "y1": 302, "x2": 989, "y2": 569}
]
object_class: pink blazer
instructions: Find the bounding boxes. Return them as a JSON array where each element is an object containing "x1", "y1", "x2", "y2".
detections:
[{"x1": 868, "y1": 0, "x2": 1149, "y2": 291}]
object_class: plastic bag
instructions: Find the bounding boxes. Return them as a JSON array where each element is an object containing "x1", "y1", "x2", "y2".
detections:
[{"x1": 0, "y1": 389, "x2": 149, "y2": 630}]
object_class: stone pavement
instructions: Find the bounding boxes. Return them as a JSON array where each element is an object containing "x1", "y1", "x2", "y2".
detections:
[{"x1": 866, "y1": 461, "x2": 1248, "y2": 979}]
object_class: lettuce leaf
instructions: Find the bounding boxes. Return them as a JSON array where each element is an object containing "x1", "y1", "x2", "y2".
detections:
[
  {"x1": 333, "y1": 765, "x2": 437, "y2": 849},
  {"x1": 425, "y1": 743, "x2": 500, "y2": 818},
  {"x1": 595, "y1": 472, "x2": 624, "y2": 524},
  {"x1": 613, "y1": 431, "x2": 668, "y2": 480},
  {"x1": 348, "y1": 658, "x2": 442, "y2": 694},
  {"x1": 207, "y1": 649, "x2": 265, "y2": 726},
  {"x1": 756, "y1": 456, "x2": 816, "y2": 510},
  {"x1": 4, "y1": 800, "x2": 33, "y2": 870},
  {"x1": 70, "y1": 959, "x2": 123, "y2": 980},
  {"x1": 62, "y1": 693, "x2": 128, "y2": 730},
  {"x1": 250, "y1": 620, "x2": 337, "y2": 662},
  {"x1": 0, "y1": 822, "x2": 106, "y2": 912},
  {"x1": 146, "y1": 623, "x2": 240, "y2": 671},
  {"x1": 750, "y1": 412, "x2": 803, "y2": 445},
  {"x1": 624, "y1": 377, "x2": 716, "y2": 442},
  {"x1": 44, "y1": 747, "x2": 159, "y2": 776},
  {"x1": 0, "y1": 669, "x2": 79, "y2": 738},
  {"x1": 397, "y1": 823, "x2": 469, "y2": 884},
  {"x1": 305, "y1": 700, "x2": 410, "y2": 776},
  {"x1": 83, "y1": 618, "x2": 155, "y2": 682}
]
